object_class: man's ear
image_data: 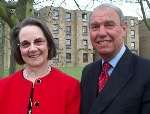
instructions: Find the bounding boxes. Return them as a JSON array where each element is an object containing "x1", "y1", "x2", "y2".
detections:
[
  {"x1": 121, "y1": 21, "x2": 128, "y2": 38},
  {"x1": 121, "y1": 21, "x2": 128, "y2": 31}
]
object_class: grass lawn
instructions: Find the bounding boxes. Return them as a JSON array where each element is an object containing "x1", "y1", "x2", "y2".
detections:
[
  {"x1": 0, "y1": 66, "x2": 84, "y2": 80},
  {"x1": 0, "y1": 69, "x2": 9, "y2": 77},
  {"x1": 59, "y1": 66, "x2": 83, "y2": 81}
]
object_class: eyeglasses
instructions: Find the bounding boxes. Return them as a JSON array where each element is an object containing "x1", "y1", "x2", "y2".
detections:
[{"x1": 18, "y1": 38, "x2": 46, "y2": 49}]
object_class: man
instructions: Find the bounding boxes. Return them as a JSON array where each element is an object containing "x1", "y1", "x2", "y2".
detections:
[{"x1": 80, "y1": 3, "x2": 150, "y2": 114}]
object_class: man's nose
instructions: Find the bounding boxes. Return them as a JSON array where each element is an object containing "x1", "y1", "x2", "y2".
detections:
[{"x1": 98, "y1": 26, "x2": 107, "y2": 36}]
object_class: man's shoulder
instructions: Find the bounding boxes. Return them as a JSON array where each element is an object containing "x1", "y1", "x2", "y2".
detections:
[
  {"x1": 129, "y1": 54, "x2": 150, "y2": 77},
  {"x1": 135, "y1": 55, "x2": 150, "y2": 67},
  {"x1": 132, "y1": 53, "x2": 150, "y2": 64},
  {"x1": 83, "y1": 59, "x2": 101, "y2": 71}
]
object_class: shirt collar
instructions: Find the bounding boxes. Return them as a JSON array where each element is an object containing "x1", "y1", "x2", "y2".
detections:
[{"x1": 102, "y1": 45, "x2": 126, "y2": 68}]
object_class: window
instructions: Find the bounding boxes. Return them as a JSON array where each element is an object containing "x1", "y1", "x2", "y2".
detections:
[
  {"x1": 65, "y1": 12, "x2": 71, "y2": 21},
  {"x1": 53, "y1": 24, "x2": 59, "y2": 34},
  {"x1": 66, "y1": 39, "x2": 71, "y2": 49},
  {"x1": 83, "y1": 53, "x2": 88, "y2": 63},
  {"x1": 83, "y1": 39, "x2": 88, "y2": 48},
  {"x1": 9, "y1": 9, "x2": 15, "y2": 14},
  {"x1": 131, "y1": 50, "x2": 137, "y2": 54},
  {"x1": 131, "y1": 36, "x2": 135, "y2": 39},
  {"x1": 34, "y1": 12, "x2": 40, "y2": 16},
  {"x1": 52, "y1": 9, "x2": 59, "y2": 20},
  {"x1": 66, "y1": 34, "x2": 71, "y2": 39},
  {"x1": 66, "y1": 26, "x2": 71, "y2": 35},
  {"x1": 130, "y1": 19, "x2": 134, "y2": 26},
  {"x1": 66, "y1": 53, "x2": 71, "y2": 63},
  {"x1": 82, "y1": 13, "x2": 87, "y2": 21},
  {"x1": 130, "y1": 30, "x2": 135, "y2": 37},
  {"x1": 131, "y1": 42, "x2": 135, "y2": 49},
  {"x1": 54, "y1": 38, "x2": 59, "y2": 48},
  {"x1": 82, "y1": 26, "x2": 88, "y2": 35}
]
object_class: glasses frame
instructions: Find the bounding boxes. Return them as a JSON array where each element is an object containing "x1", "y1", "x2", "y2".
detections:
[{"x1": 18, "y1": 38, "x2": 46, "y2": 49}]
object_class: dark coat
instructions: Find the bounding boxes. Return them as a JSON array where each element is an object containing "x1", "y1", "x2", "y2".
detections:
[{"x1": 81, "y1": 49, "x2": 150, "y2": 114}]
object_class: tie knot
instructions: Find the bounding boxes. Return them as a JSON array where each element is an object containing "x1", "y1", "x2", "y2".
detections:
[{"x1": 102, "y1": 62, "x2": 111, "y2": 71}]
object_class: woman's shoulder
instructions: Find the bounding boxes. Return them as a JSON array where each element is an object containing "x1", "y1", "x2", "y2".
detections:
[{"x1": 0, "y1": 70, "x2": 22, "y2": 87}]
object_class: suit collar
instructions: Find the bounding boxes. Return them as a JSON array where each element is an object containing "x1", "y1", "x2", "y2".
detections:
[{"x1": 89, "y1": 49, "x2": 135, "y2": 114}]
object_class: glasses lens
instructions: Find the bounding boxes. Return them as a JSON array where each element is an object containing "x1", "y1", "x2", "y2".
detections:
[
  {"x1": 34, "y1": 39, "x2": 45, "y2": 46},
  {"x1": 19, "y1": 38, "x2": 46, "y2": 48},
  {"x1": 20, "y1": 41, "x2": 30, "y2": 48}
]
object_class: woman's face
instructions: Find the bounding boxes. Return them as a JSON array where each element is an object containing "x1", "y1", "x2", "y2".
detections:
[{"x1": 18, "y1": 25, "x2": 49, "y2": 68}]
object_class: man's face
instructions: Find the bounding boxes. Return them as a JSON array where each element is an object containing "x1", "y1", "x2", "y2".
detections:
[{"x1": 90, "y1": 7, "x2": 127, "y2": 60}]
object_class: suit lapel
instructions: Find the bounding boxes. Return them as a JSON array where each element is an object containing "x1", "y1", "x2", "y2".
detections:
[
  {"x1": 88, "y1": 60, "x2": 103, "y2": 106},
  {"x1": 81, "y1": 60, "x2": 103, "y2": 114},
  {"x1": 89, "y1": 50, "x2": 135, "y2": 114}
]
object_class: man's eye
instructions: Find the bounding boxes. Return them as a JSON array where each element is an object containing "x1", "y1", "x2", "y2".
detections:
[
  {"x1": 104, "y1": 23, "x2": 115, "y2": 29},
  {"x1": 91, "y1": 25, "x2": 99, "y2": 30}
]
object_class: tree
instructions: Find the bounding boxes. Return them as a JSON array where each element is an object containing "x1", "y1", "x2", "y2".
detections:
[
  {"x1": 138, "y1": 0, "x2": 150, "y2": 30},
  {"x1": 0, "y1": 0, "x2": 33, "y2": 74},
  {"x1": 1, "y1": 0, "x2": 149, "y2": 74}
]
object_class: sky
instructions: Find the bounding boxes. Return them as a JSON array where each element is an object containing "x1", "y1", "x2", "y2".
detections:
[{"x1": 34, "y1": 0, "x2": 149, "y2": 19}]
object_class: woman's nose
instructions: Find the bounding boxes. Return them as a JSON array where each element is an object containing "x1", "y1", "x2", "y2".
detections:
[{"x1": 28, "y1": 42, "x2": 38, "y2": 51}]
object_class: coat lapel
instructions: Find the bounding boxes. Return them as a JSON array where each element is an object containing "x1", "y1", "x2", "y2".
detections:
[
  {"x1": 87, "y1": 60, "x2": 103, "y2": 107},
  {"x1": 89, "y1": 50, "x2": 135, "y2": 114},
  {"x1": 81, "y1": 60, "x2": 103, "y2": 114}
]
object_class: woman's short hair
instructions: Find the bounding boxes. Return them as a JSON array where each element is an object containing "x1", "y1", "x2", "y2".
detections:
[{"x1": 10, "y1": 17, "x2": 57, "y2": 65}]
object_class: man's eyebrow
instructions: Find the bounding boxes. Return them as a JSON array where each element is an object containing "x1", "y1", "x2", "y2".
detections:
[
  {"x1": 90, "y1": 22, "x2": 100, "y2": 25},
  {"x1": 90, "y1": 20, "x2": 115, "y2": 25}
]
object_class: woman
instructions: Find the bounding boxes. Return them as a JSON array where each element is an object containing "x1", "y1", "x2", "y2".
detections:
[{"x1": 0, "y1": 17, "x2": 80, "y2": 114}]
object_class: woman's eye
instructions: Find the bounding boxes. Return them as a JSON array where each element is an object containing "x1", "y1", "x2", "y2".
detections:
[
  {"x1": 34, "y1": 39, "x2": 45, "y2": 45},
  {"x1": 20, "y1": 41, "x2": 30, "y2": 48}
]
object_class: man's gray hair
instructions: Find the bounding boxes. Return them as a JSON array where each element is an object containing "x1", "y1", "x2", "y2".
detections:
[{"x1": 91, "y1": 3, "x2": 125, "y2": 23}]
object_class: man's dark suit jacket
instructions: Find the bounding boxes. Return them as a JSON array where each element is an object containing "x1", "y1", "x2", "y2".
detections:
[{"x1": 80, "y1": 49, "x2": 150, "y2": 114}]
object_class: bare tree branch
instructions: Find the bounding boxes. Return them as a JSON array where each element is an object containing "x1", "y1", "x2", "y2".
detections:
[
  {"x1": 73, "y1": 0, "x2": 81, "y2": 10},
  {"x1": 139, "y1": 0, "x2": 150, "y2": 30},
  {"x1": 145, "y1": 0, "x2": 150, "y2": 9}
]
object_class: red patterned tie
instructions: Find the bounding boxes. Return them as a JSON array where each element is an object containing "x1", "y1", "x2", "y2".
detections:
[{"x1": 98, "y1": 62, "x2": 111, "y2": 92}]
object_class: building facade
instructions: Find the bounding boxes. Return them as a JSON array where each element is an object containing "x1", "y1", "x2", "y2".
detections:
[
  {"x1": 139, "y1": 19, "x2": 150, "y2": 59},
  {"x1": 125, "y1": 16, "x2": 139, "y2": 54},
  {"x1": 0, "y1": 7, "x2": 140, "y2": 73},
  {"x1": 37, "y1": 6, "x2": 93, "y2": 67}
]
